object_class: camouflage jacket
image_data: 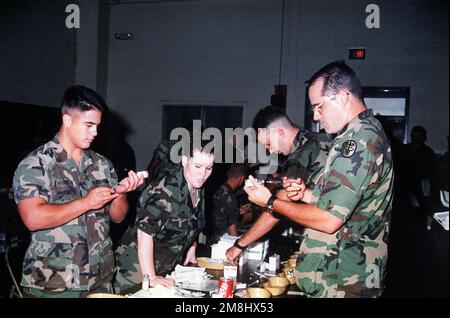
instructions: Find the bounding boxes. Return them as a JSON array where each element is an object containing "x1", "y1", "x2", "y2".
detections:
[
  {"x1": 116, "y1": 166, "x2": 205, "y2": 278},
  {"x1": 208, "y1": 183, "x2": 240, "y2": 245},
  {"x1": 12, "y1": 135, "x2": 118, "y2": 291},
  {"x1": 283, "y1": 130, "x2": 332, "y2": 187},
  {"x1": 297, "y1": 109, "x2": 394, "y2": 298},
  {"x1": 153, "y1": 140, "x2": 178, "y2": 182}
]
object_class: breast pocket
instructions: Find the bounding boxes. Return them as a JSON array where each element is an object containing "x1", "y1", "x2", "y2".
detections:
[
  {"x1": 53, "y1": 180, "x2": 78, "y2": 203},
  {"x1": 90, "y1": 178, "x2": 111, "y2": 188},
  {"x1": 159, "y1": 217, "x2": 190, "y2": 245}
]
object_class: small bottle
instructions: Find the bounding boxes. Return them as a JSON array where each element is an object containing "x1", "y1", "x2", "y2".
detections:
[
  {"x1": 142, "y1": 274, "x2": 150, "y2": 291},
  {"x1": 259, "y1": 262, "x2": 266, "y2": 272}
]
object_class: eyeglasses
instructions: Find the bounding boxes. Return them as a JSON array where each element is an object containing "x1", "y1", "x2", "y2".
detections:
[
  {"x1": 264, "y1": 135, "x2": 271, "y2": 151},
  {"x1": 263, "y1": 130, "x2": 275, "y2": 152},
  {"x1": 311, "y1": 95, "x2": 335, "y2": 114}
]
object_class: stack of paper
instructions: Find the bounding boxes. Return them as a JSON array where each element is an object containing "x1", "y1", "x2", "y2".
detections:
[{"x1": 167, "y1": 265, "x2": 207, "y2": 285}]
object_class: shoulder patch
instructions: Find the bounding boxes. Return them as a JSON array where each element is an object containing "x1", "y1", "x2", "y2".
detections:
[{"x1": 341, "y1": 140, "x2": 357, "y2": 158}]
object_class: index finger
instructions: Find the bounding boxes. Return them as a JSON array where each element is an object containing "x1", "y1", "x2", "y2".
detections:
[{"x1": 93, "y1": 186, "x2": 114, "y2": 193}]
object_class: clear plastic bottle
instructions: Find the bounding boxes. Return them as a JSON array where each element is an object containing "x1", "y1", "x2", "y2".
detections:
[{"x1": 142, "y1": 274, "x2": 150, "y2": 291}]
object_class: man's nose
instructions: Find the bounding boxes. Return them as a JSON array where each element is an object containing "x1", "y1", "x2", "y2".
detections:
[{"x1": 313, "y1": 111, "x2": 321, "y2": 122}]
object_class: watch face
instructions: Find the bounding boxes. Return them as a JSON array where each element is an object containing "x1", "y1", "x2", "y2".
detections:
[{"x1": 264, "y1": 207, "x2": 273, "y2": 214}]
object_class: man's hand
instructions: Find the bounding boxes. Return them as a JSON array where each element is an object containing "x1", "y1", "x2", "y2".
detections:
[
  {"x1": 183, "y1": 244, "x2": 197, "y2": 266},
  {"x1": 84, "y1": 187, "x2": 118, "y2": 210},
  {"x1": 149, "y1": 275, "x2": 176, "y2": 288},
  {"x1": 114, "y1": 170, "x2": 145, "y2": 194},
  {"x1": 225, "y1": 246, "x2": 242, "y2": 266},
  {"x1": 282, "y1": 177, "x2": 306, "y2": 202},
  {"x1": 243, "y1": 175, "x2": 272, "y2": 207},
  {"x1": 239, "y1": 203, "x2": 252, "y2": 215}
]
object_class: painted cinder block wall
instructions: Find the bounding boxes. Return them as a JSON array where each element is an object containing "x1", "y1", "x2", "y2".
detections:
[{"x1": 1, "y1": 0, "x2": 447, "y2": 169}]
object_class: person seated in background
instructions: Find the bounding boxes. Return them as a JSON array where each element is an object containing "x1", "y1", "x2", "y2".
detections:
[
  {"x1": 113, "y1": 138, "x2": 214, "y2": 293},
  {"x1": 207, "y1": 164, "x2": 247, "y2": 245}
]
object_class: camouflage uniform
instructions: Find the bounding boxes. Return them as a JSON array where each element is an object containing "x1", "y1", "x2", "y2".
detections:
[
  {"x1": 296, "y1": 109, "x2": 394, "y2": 298},
  {"x1": 282, "y1": 130, "x2": 332, "y2": 186},
  {"x1": 153, "y1": 140, "x2": 178, "y2": 182},
  {"x1": 208, "y1": 183, "x2": 240, "y2": 245},
  {"x1": 114, "y1": 166, "x2": 205, "y2": 293},
  {"x1": 12, "y1": 136, "x2": 118, "y2": 295}
]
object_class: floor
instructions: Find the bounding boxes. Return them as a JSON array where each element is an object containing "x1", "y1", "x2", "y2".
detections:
[{"x1": 383, "y1": 207, "x2": 449, "y2": 297}]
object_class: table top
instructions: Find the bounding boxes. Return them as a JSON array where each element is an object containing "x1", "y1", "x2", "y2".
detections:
[{"x1": 120, "y1": 259, "x2": 302, "y2": 298}]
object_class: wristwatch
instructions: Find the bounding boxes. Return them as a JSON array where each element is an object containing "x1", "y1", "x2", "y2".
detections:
[
  {"x1": 265, "y1": 195, "x2": 277, "y2": 212},
  {"x1": 233, "y1": 239, "x2": 246, "y2": 250},
  {"x1": 264, "y1": 195, "x2": 282, "y2": 219}
]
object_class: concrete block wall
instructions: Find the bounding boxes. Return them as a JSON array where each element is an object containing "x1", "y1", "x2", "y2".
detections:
[
  {"x1": 1, "y1": 0, "x2": 448, "y2": 169},
  {"x1": 293, "y1": 0, "x2": 448, "y2": 153},
  {"x1": 0, "y1": 1, "x2": 76, "y2": 107},
  {"x1": 107, "y1": 0, "x2": 285, "y2": 168},
  {"x1": 107, "y1": 0, "x2": 448, "y2": 168}
]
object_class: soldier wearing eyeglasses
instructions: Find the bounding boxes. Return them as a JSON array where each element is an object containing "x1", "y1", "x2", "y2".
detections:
[{"x1": 243, "y1": 61, "x2": 393, "y2": 298}]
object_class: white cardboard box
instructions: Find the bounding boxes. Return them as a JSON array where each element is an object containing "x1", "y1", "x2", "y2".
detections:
[{"x1": 433, "y1": 211, "x2": 449, "y2": 230}]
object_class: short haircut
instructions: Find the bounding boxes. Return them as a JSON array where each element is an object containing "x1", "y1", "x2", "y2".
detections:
[
  {"x1": 61, "y1": 85, "x2": 107, "y2": 114},
  {"x1": 307, "y1": 61, "x2": 363, "y2": 102},
  {"x1": 411, "y1": 125, "x2": 427, "y2": 137},
  {"x1": 227, "y1": 164, "x2": 247, "y2": 179},
  {"x1": 181, "y1": 125, "x2": 215, "y2": 157},
  {"x1": 252, "y1": 105, "x2": 291, "y2": 130}
]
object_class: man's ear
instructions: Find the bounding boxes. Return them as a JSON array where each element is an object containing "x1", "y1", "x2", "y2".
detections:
[
  {"x1": 181, "y1": 155, "x2": 188, "y2": 167},
  {"x1": 278, "y1": 127, "x2": 286, "y2": 138},
  {"x1": 336, "y1": 90, "x2": 350, "y2": 106},
  {"x1": 62, "y1": 113, "x2": 72, "y2": 128},
  {"x1": 239, "y1": 175, "x2": 246, "y2": 186}
]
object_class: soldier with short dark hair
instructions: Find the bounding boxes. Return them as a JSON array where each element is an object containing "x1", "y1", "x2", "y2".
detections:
[
  {"x1": 12, "y1": 85, "x2": 144, "y2": 298},
  {"x1": 113, "y1": 138, "x2": 214, "y2": 293},
  {"x1": 208, "y1": 164, "x2": 247, "y2": 245},
  {"x1": 243, "y1": 61, "x2": 393, "y2": 298},
  {"x1": 226, "y1": 105, "x2": 332, "y2": 264}
]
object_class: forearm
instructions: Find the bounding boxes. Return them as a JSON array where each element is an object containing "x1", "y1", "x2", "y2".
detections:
[
  {"x1": 227, "y1": 224, "x2": 239, "y2": 236},
  {"x1": 182, "y1": 241, "x2": 198, "y2": 266},
  {"x1": 109, "y1": 194, "x2": 129, "y2": 223},
  {"x1": 237, "y1": 212, "x2": 279, "y2": 247},
  {"x1": 17, "y1": 198, "x2": 90, "y2": 231},
  {"x1": 137, "y1": 229, "x2": 157, "y2": 278},
  {"x1": 301, "y1": 189, "x2": 313, "y2": 204},
  {"x1": 272, "y1": 199, "x2": 342, "y2": 234}
]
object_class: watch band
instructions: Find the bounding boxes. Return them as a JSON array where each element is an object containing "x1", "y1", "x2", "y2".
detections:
[
  {"x1": 265, "y1": 195, "x2": 277, "y2": 211},
  {"x1": 233, "y1": 239, "x2": 246, "y2": 250},
  {"x1": 264, "y1": 195, "x2": 282, "y2": 219}
]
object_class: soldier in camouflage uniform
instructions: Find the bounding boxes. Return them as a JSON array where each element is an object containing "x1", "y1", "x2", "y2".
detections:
[
  {"x1": 12, "y1": 85, "x2": 144, "y2": 298},
  {"x1": 243, "y1": 61, "x2": 393, "y2": 298},
  {"x1": 146, "y1": 139, "x2": 178, "y2": 184},
  {"x1": 226, "y1": 105, "x2": 332, "y2": 264},
  {"x1": 113, "y1": 142, "x2": 214, "y2": 293},
  {"x1": 208, "y1": 164, "x2": 247, "y2": 245},
  {"x1": 146, "y1": 122, "x2": 201, "y2": 184}
]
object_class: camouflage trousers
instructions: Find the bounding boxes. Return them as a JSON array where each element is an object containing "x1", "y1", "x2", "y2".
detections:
[
  {"x1": 23, "y1": 282, "x2": 113, "y2": 298},
  {"x1": 112, "y1": 243, "x2": 143, "y2": 294}
]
